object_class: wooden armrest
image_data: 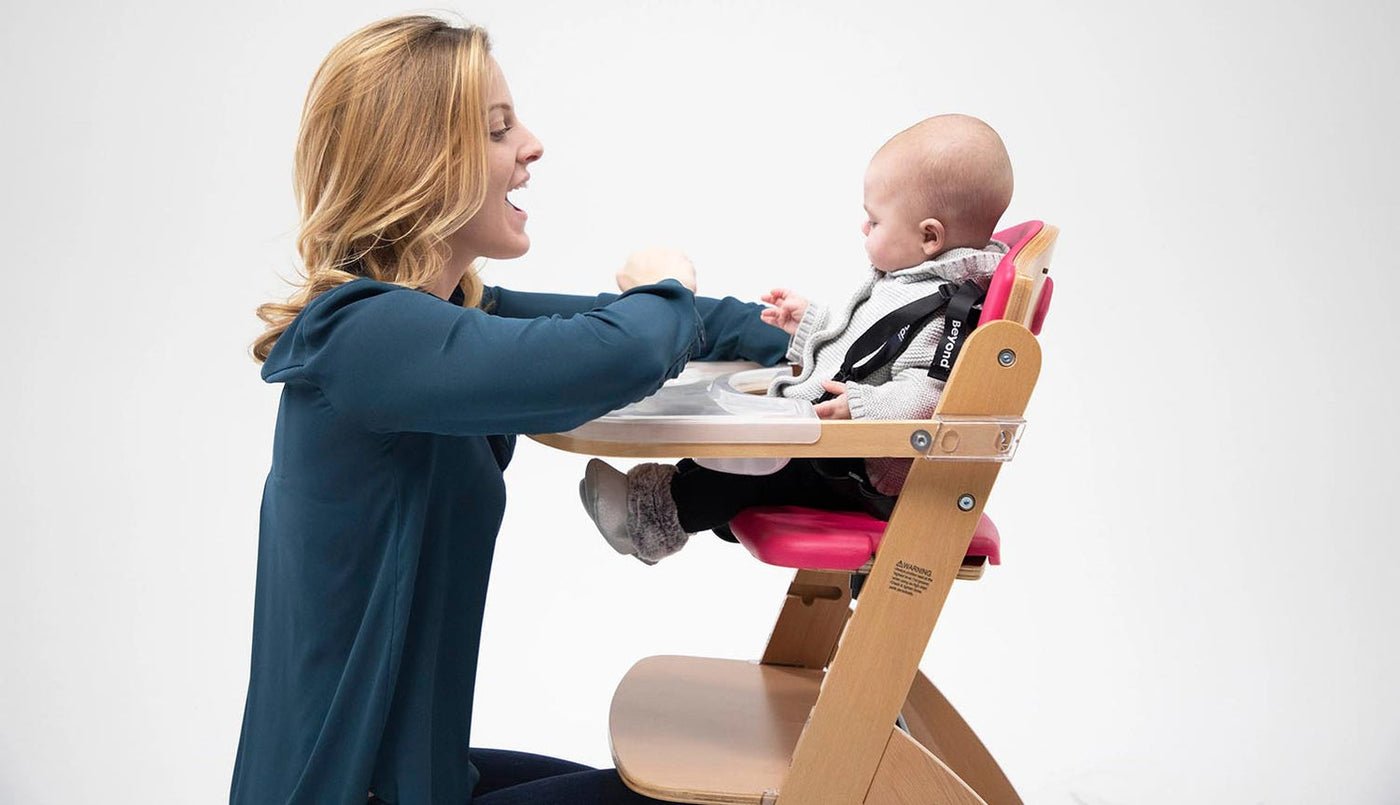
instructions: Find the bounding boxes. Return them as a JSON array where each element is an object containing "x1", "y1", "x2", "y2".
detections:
[{"x1": 529, "y1": 420, "x2": 935, "y2": 459}]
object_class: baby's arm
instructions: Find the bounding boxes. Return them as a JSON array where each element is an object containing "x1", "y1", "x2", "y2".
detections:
[{"x1": 845, "y1": 370, "x2": 944, "y2": 420}]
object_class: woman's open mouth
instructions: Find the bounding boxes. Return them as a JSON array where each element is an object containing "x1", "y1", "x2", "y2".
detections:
[{"x1": 506, "y1": 175, "x2": 528, "y2": 212}]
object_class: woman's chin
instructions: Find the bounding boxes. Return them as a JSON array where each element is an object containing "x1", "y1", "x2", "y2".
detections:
[{"x1": 488, "y1": 238, "x2": 530, "y2": 261}]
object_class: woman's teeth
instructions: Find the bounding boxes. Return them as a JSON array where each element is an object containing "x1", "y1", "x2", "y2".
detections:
[{"x1": 506, "y1": 182, "x2": 526, "y2": 211}]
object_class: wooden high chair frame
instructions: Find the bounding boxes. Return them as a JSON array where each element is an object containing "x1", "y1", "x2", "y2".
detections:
[{"x1": 533, "y1": 226, "x2": 1057, "y2": 804}]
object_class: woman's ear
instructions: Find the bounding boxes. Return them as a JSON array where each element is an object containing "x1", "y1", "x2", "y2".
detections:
[{"x1": 920, "y1": 218, "x2": 946, "y2": 257}]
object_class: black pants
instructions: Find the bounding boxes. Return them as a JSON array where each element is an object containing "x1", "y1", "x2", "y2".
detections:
[{"x1": 670, "y1": 457, "x2": 897, "y2": 537}]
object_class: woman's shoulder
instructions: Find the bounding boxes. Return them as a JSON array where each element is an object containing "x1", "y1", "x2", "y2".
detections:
[
  {"x1": 306, "y1": 277, "x2": 422, "y2": 314},
  {"x1": 262, "y1": 279, "x2": 442, "y2": 381},
  {"x1": 299, "y1": 278, "x2": 455, "y2": 330}
]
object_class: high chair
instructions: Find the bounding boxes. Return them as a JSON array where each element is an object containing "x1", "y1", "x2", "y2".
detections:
[{"x1": 533, "y1": 222, "x2": 1058, "y2": 804}]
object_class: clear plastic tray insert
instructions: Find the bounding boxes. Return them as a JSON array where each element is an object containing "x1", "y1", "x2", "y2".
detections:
[{"x1": 562, "y1": 363, "x2": 820, "y2": 444}]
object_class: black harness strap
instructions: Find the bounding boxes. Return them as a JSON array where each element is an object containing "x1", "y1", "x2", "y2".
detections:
[
  {"x1": 834, "y1": 285, "x2": 953, "y2": 384},
  {"x1": 815, "y1": 280, "x2": 986, "y2": 402},
  {"x1": 928, "y1": 280, "x2": 986, "y2": 382}
]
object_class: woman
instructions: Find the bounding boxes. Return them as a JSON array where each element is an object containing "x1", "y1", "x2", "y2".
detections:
[{"x1": 230, "y1": 15, "x2": 786, "y2": 805}]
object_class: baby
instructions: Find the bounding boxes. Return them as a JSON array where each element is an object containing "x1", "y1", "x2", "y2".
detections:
[{"x1": 581, "y1": 114, "x2": 1014, "y2": 563}]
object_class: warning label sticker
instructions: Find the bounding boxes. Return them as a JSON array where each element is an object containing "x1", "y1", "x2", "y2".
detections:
[{"x1": 889, "y1": 560, "x2": 933, "y2": 596}]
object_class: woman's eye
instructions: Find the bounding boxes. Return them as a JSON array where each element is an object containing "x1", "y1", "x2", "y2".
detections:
[{"x1": 490, "y1": 126, "x2": 513, "y2": 142}]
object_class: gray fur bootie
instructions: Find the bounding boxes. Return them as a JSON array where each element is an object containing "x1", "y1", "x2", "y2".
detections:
[
  {"x1": 579, "y1": 459, "x2": 690, "y2": 563},
  {"x1": 625, "y1": 463, "x2": 691, "y2": 562}
]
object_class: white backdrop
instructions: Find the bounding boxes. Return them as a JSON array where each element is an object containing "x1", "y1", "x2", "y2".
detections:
[{"x1": 3, "y1": 1, "x2": 1398, "y2": 802}]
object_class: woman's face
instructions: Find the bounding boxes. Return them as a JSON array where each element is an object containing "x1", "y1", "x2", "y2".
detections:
[{"x1": 450, "y1": 58, "x2": 544, "y2": 262}]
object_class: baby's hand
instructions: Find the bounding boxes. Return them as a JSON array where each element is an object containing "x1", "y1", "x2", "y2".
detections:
[
  {"x1": 813, "y1": 381, "x2": 852, "y2": 420},
  {"x1": 760, "y1": 288, "x2": 809, "y2": 335}
]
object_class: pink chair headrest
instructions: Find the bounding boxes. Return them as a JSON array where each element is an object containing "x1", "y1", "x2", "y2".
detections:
[{"x1": 981, "y1": 220, "x2": 1051, "y2": 335}]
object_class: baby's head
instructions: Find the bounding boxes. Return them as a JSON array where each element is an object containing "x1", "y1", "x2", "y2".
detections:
[{"x1": 861, "y1": 114, "x2": 1013, "y2": 272}]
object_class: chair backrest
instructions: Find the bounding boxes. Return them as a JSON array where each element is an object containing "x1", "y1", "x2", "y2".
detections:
[{"x1": 982, "y1": 220, "x2": 1057, "y2": 335}]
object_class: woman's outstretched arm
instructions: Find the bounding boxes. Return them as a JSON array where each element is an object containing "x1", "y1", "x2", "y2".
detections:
[
  {"x1": 263, "y1": 279, "x2": 702, "y2": 436},
  {"x1": 486, "y1": 286, "x2": 788, "y2": 365}
]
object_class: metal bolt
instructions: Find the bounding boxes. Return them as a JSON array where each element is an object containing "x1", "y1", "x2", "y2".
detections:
[
  {"x1": 910, "y1": 429, "x2": 932, "y2": 451},
  {"x1": 998, "y1": 349, "x2": 1016, "y2": 367},
  {"x1": 957, "y1": 494, "x2": 976, "y2": 512}
]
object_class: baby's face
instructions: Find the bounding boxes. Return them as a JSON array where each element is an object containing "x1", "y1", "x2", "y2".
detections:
[{"x1": 860, "y1": 155, "x2": 930, "y2": 272}]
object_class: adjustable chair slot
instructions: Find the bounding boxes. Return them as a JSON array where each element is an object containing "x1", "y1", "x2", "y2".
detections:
[{"x1": 786, "y1": 582, "x2": 846, "y2": 604}]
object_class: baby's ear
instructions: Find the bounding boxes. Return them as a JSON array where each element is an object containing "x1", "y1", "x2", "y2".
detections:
[{"x1": 920, "y1": 218, "x2": 946, "y2": 257}]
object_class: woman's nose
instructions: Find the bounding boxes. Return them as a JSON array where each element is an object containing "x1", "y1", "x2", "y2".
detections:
[{"x1": 520, "y1": 128, "x2": 543, "y2": 164}]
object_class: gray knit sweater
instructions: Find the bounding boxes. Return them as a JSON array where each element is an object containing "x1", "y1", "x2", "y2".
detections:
[{"x1": 769, "y1": 242, "x2": 1007, "y2": 494}]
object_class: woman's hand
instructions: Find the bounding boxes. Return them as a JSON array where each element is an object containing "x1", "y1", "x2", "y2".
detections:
[
  {"x1": 616, "y1": 248, "x2": 697, "y2": 293},
  {"x1": 813, "y1": 380, "x2": 851, "y2": 419},
  {"x1": 759, "y1": 288, "x2": 809, "y2": 335}
]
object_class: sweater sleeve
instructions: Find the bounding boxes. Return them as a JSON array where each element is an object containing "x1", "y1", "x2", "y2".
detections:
[
  {"x1": 844, "y1": 370, "x2": 945, "y2": 420},
  {"x1": 485, "y1": 286, "x2": 788, "y2": 365},
  {"x1": 786, "y1": 302, "x2": 829, "y2": 364},
  {"x1": 266, "y1": 280, "x2": 702, "y2": 436}
]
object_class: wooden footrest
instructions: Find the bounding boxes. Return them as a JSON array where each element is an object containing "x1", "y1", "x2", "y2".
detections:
[{"x1": 610, "y1": 655, "x2": 824, "y2": 804}]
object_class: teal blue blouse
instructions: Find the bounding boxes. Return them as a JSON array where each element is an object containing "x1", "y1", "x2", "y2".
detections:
[{"x1": 230, "y1": 278, "x2": 786, "y2": 804}]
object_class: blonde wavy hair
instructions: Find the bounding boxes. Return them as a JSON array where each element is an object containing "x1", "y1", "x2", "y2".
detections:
[{"x1": 253, "y1": 15, "x2": 493, "y2": 363}]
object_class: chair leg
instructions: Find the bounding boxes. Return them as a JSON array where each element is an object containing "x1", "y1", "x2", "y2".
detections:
[
  {"x1": 899, "y1": 670, "x2": 1021, "y2": 805},
  {"x1": 865, "y1": 727, "x2": 986, "y2": 805}
]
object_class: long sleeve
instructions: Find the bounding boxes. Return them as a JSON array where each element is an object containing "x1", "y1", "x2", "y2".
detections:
[
  {"x1": 485, "y1": 285, "x2": 788, "y2": 364},
  {"x1": 482, "y1": 286, "x2": 615, "y2": 318},
  {"x1": 844, "y1": 369, "x2": 945, "y2": 420},
  {"x1": 786, "y1": 302, "x2": 830, "y2": 363},
  {"x1": 263, "y1": 279, "x2": 702, "y2": 436}
]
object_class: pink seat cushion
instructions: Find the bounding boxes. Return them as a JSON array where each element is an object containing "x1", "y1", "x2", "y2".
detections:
[{"x1": 729, "y1": 506, "x2": 1001, "y2": 571}]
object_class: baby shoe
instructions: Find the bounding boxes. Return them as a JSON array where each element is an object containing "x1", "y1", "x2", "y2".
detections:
[
  {"x1": 580, "y1": 459, "x2": 634, "y2": 555},
  {"x1": 579, "y1": 459, "x2": 691, "y2": 563},
  {"x1": 624, "y1": 463, "x2": 691, "y2": 562}
]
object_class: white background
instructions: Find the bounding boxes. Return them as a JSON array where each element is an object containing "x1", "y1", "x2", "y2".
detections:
[{"x1": 3, "y1": 1, "x2": 1399, "y2": 802}]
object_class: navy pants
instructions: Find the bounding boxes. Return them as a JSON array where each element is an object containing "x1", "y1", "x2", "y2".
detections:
[{"x1": 368, "y1": 749, "x2": 667, "y2": 804}]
